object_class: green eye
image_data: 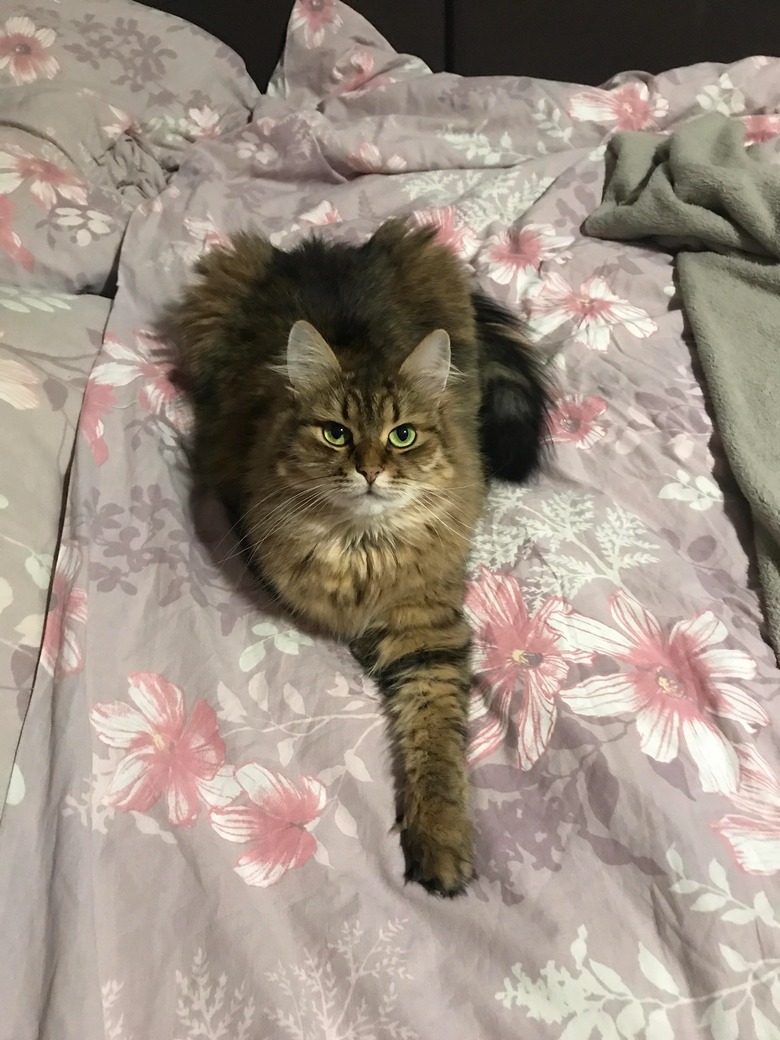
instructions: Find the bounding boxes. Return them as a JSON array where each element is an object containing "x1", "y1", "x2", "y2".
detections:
[
  {"x1": 322, "y1": 422, "x2": 350, "y2": 447},
  {"x1": 388, "y1": 424, "x2": 417, "y2": 448}
]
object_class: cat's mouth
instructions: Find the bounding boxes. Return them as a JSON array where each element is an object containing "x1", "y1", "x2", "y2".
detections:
[
  {"x1": 354, "y1": 485, "x2": 392, "y2": 503},
  {"x1": 334, "y1": 483, "x2": 405, "y2": 515},
  {"x1": 353, "y1": 495, "x2": 392, "y2": 516}
]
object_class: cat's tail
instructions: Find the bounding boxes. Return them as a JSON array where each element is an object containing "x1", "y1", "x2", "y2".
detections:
[{"x1": 473, "y1": 291, "x2": 552, "y2": 483}]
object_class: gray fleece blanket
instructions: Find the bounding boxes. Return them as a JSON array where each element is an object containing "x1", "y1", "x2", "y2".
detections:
[{"x1": 584, "y1": 111, "x2": 780, "y2": 663}]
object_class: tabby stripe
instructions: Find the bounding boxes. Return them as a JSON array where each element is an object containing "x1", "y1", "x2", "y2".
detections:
[
  {"x1": 391, "y1": 694, "x2": 470, "y2": 742},
  {"x1": 377, "y1": 644, "x2": 471, "y2": 692}
]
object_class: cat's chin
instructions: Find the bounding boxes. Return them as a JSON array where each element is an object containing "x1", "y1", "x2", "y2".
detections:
[
  {"x1": 345, "y1": 492, "x2": 399, "y2": 517},
  {"x1": 328, "y1": 486, "x2": 409, "y2": 520}
]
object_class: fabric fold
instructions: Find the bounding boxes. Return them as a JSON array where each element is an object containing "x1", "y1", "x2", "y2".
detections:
[{"x1": 585, "y1": 111, "x2": 780, "y2": 661}]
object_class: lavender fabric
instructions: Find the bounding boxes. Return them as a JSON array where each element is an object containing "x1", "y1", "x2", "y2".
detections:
[
  {"x1": 0, "y1": 0, "x2": 259, "y2": 292},
  {"x1": 1, "y1": 4, "x2": 779, "y2": 1038},
  {"x1": 0, "y1": 288, "x2": 110, "y2": 817}
]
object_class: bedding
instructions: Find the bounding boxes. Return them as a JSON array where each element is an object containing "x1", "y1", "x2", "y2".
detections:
[
  {"x1": 1, "y1": 2, "x2": 779, "y2": 1038},
  {"x1": 0, "y1": 0, "x2": 259, "y2": 819},
  {"x1": 0, "y1": 1, "x2": 259, "y2": 293},
  {"x1": 0, "y1": 288, "x2": 111, "y2": 814},
  {"x1": 584, "y1": 111, "x2": 780, "y2": 665},
  {"x1": 4, "y1": 1, "x2": 259, "y2": 166}
]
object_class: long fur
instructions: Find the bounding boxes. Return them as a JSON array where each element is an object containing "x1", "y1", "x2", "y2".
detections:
[
  {"x1": 165, "y1": 219, "x2": 551, "y2": 896},
  {"x1": 473, "y1": 290, "x2": 550, "y2": 482}
]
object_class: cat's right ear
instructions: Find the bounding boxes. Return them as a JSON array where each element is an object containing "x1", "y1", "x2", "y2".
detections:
[
  {"x1": 286, "y1": 321, "x2": 341, "y2": 393},
  {"x1": 400, "y1": 329, "x2": 451, "y2": 397}
]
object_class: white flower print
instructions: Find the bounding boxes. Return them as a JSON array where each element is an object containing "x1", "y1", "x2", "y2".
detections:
[
  {"x1": 0, "y1": 146, "x2": 86, "y2": 209},
  {"x1": 0, "y1": 357, "x2": 40, "y2": 409},
  {"x1": 526, "y1": 273, "x2": 657, "y2": 350},
  {"x1": 550, "y1": 591, "x2": 766, "y2": 794},
  {"x1": 476, "y1": 222, "x2": 574, "y2": 304},
  {"x1": 0, "y1": 16, "x2": 59, "y2": 84},
  {"x1": 569, "y1": 82, "x2": 669, "y2": 130}
]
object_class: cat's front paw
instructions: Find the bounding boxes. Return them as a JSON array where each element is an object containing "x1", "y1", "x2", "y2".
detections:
[{"x1": 400, "y1": 804, "x2": 475, "y2": 897}]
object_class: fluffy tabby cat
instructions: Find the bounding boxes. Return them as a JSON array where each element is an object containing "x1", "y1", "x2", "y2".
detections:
[{"x1": 167, "y1": 220, "x2": 550, "y2": 896}]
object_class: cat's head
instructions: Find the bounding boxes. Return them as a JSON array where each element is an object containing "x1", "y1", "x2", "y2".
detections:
[{"x1": 275, "y1": 320, "x2": 460, "y2": 520}]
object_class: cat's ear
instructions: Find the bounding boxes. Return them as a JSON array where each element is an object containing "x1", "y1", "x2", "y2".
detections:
[
  {"x1": 400, "y1": 329, "x2": 451, "y2": 397},
  {"x1": 286, "y1": 320, "x2": 340, "y2": 393}
]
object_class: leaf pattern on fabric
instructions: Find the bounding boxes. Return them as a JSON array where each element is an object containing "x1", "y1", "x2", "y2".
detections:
[
  {"x1": 496, "y1": 857, "x2": 780, "y2": 1036},
  {"x1": 3, "y1": 3, "x2": 780, "y2": 1037}
]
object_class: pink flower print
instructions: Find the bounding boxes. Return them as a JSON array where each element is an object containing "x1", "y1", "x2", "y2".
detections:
[
  {"x1": 0, "y1": 17, "x2": 60, "y2": 85},
  {"x1": 0, "y1": 147, "x2": 87, "y2": 209},
  {"x1": 103, "y1": 106, "x2": 141, "y2": 140},
  {"x1": 24, "y1": 157, "x2": 85, "y2": 209},
  {"x1": 91, "y1": 332, "x2": 179, "y2": 420},
  {"x1": 742, "y1": 114, "x2": 780, "y2": 146},
  {"x1": 348, "y1": 142, "x2": 408, "y2": 174},
  {"x1": 465, "y1": 566, "x2": 591, "y2": 769},
  {"x1": 0, "y1": 357, "x2": 40, "y2": 410},
  {"x1": 0, "y1": 195, "x2": 33, "y2": 271},
  {"x1": 526, "y1": 273, "x2": 657, "y2": 351},
  {"x1": 80, "y1": 379, "x2": 115, "y2": 465},
  {"x1": 713, "y1": 744, "x2": 780, "y2": 875},
  {"x1": 86, "y1": 328, "x2": 176, "y2": 438},
  {"x1": 290, "y1": 0, "x2": 343, "y2": 48},
  {"x1": 299, "y1": 200, "x2": 342, "y2": 226},
  {"x1": 90, "y1": 673, "x2": 238, "y2": 826},
  {"x1": 412, "y1": 206, "x2": 479, "y2": 260},
  {"x1": 479, "y1": 223, "x2": 574, "y2": 304},
  {"x1": 569, "y1": 82, "x2": 669, "y2": 130},
  {"x1": 185, "y1": 106, "x2": 221, "y2": 140},
  {"x1": 211, "y1": 762, "x2": 326, "y2": 886},
  {"x1": 267, "y1": 203, "x2": 342, "y2": 249},
  {"x1": 333, "y1": 49, "x2": 388, "y2": 95},
  {"x1": 181, "y1": 214, "x2": 232, "y2": 265},
  {"x1": 131, "y1": 330, "x2": 188, "y2": 429},
  {"x1": 548, "y1": 393, "x2": 608, "y2": 449},
  {"x1": 138, "y1": 367, "x2": 178, "y2": 420},
  {"x1": 254, "y1": 116, "x2": 278, "y2": 137},
  {"x1": 550, "y1": 591, "x2": 767, "y2": 793},
  {"x1": 88, "y1": 335, "x2": 140, "y2": 387},
  {"x1": 40, "y1": 544, "x2": 87, "y2": 677}
]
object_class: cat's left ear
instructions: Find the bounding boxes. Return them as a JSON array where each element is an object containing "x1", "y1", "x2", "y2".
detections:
[{"x1": 400, "y1": 329, "x2": 451, "y2": 397}]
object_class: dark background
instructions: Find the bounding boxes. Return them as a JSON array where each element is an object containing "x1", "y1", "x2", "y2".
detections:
[{"x1": 146, "y1": 1, "x2": 779, "y2": 91}]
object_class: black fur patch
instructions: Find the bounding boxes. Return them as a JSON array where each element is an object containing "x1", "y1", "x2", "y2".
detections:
[
  {"x1": 376, "y1": 644, "x2": 472, "y2": 692},
  {"x1": 472, "y1": 291, "x2": 551, "y2": 483}
]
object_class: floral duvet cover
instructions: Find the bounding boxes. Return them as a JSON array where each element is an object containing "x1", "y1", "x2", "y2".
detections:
[{"x1": 1, "y1": 2, "x2": 779, "y2": 1038}]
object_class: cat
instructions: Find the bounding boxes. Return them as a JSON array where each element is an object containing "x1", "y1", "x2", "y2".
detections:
[{"x1": 166, "y1": 219, "x2": 550, "y2": 896}]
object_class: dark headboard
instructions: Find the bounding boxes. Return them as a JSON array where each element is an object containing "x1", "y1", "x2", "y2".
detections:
[{"x1": 145, "y1": 1, "x2": 779, "y2": 92}]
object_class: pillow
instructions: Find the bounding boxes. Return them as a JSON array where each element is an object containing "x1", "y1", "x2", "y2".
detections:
[
  {"x1": 2, "y1": 3, "x2": 260, "y2": 166},
  {"x1": 0, "y1": 81, "x2": 168, "y2": 293},
  {"x1": 0, "y1": 2, "x2": 260, "y2": 293}
]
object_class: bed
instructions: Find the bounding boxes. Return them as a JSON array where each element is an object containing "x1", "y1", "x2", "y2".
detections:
[{"x1": 1, "y1": 1, "x2": 779, "y2": 1036}]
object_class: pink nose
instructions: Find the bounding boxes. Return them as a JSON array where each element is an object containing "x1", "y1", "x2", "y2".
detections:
[{"x1": 358, "y1": 465, "x2": 381, "y2": 485}]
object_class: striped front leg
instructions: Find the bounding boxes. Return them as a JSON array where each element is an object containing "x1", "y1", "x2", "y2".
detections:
[{"x1": 355, "y1": 621, "x2": 475, "y2": 896}]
